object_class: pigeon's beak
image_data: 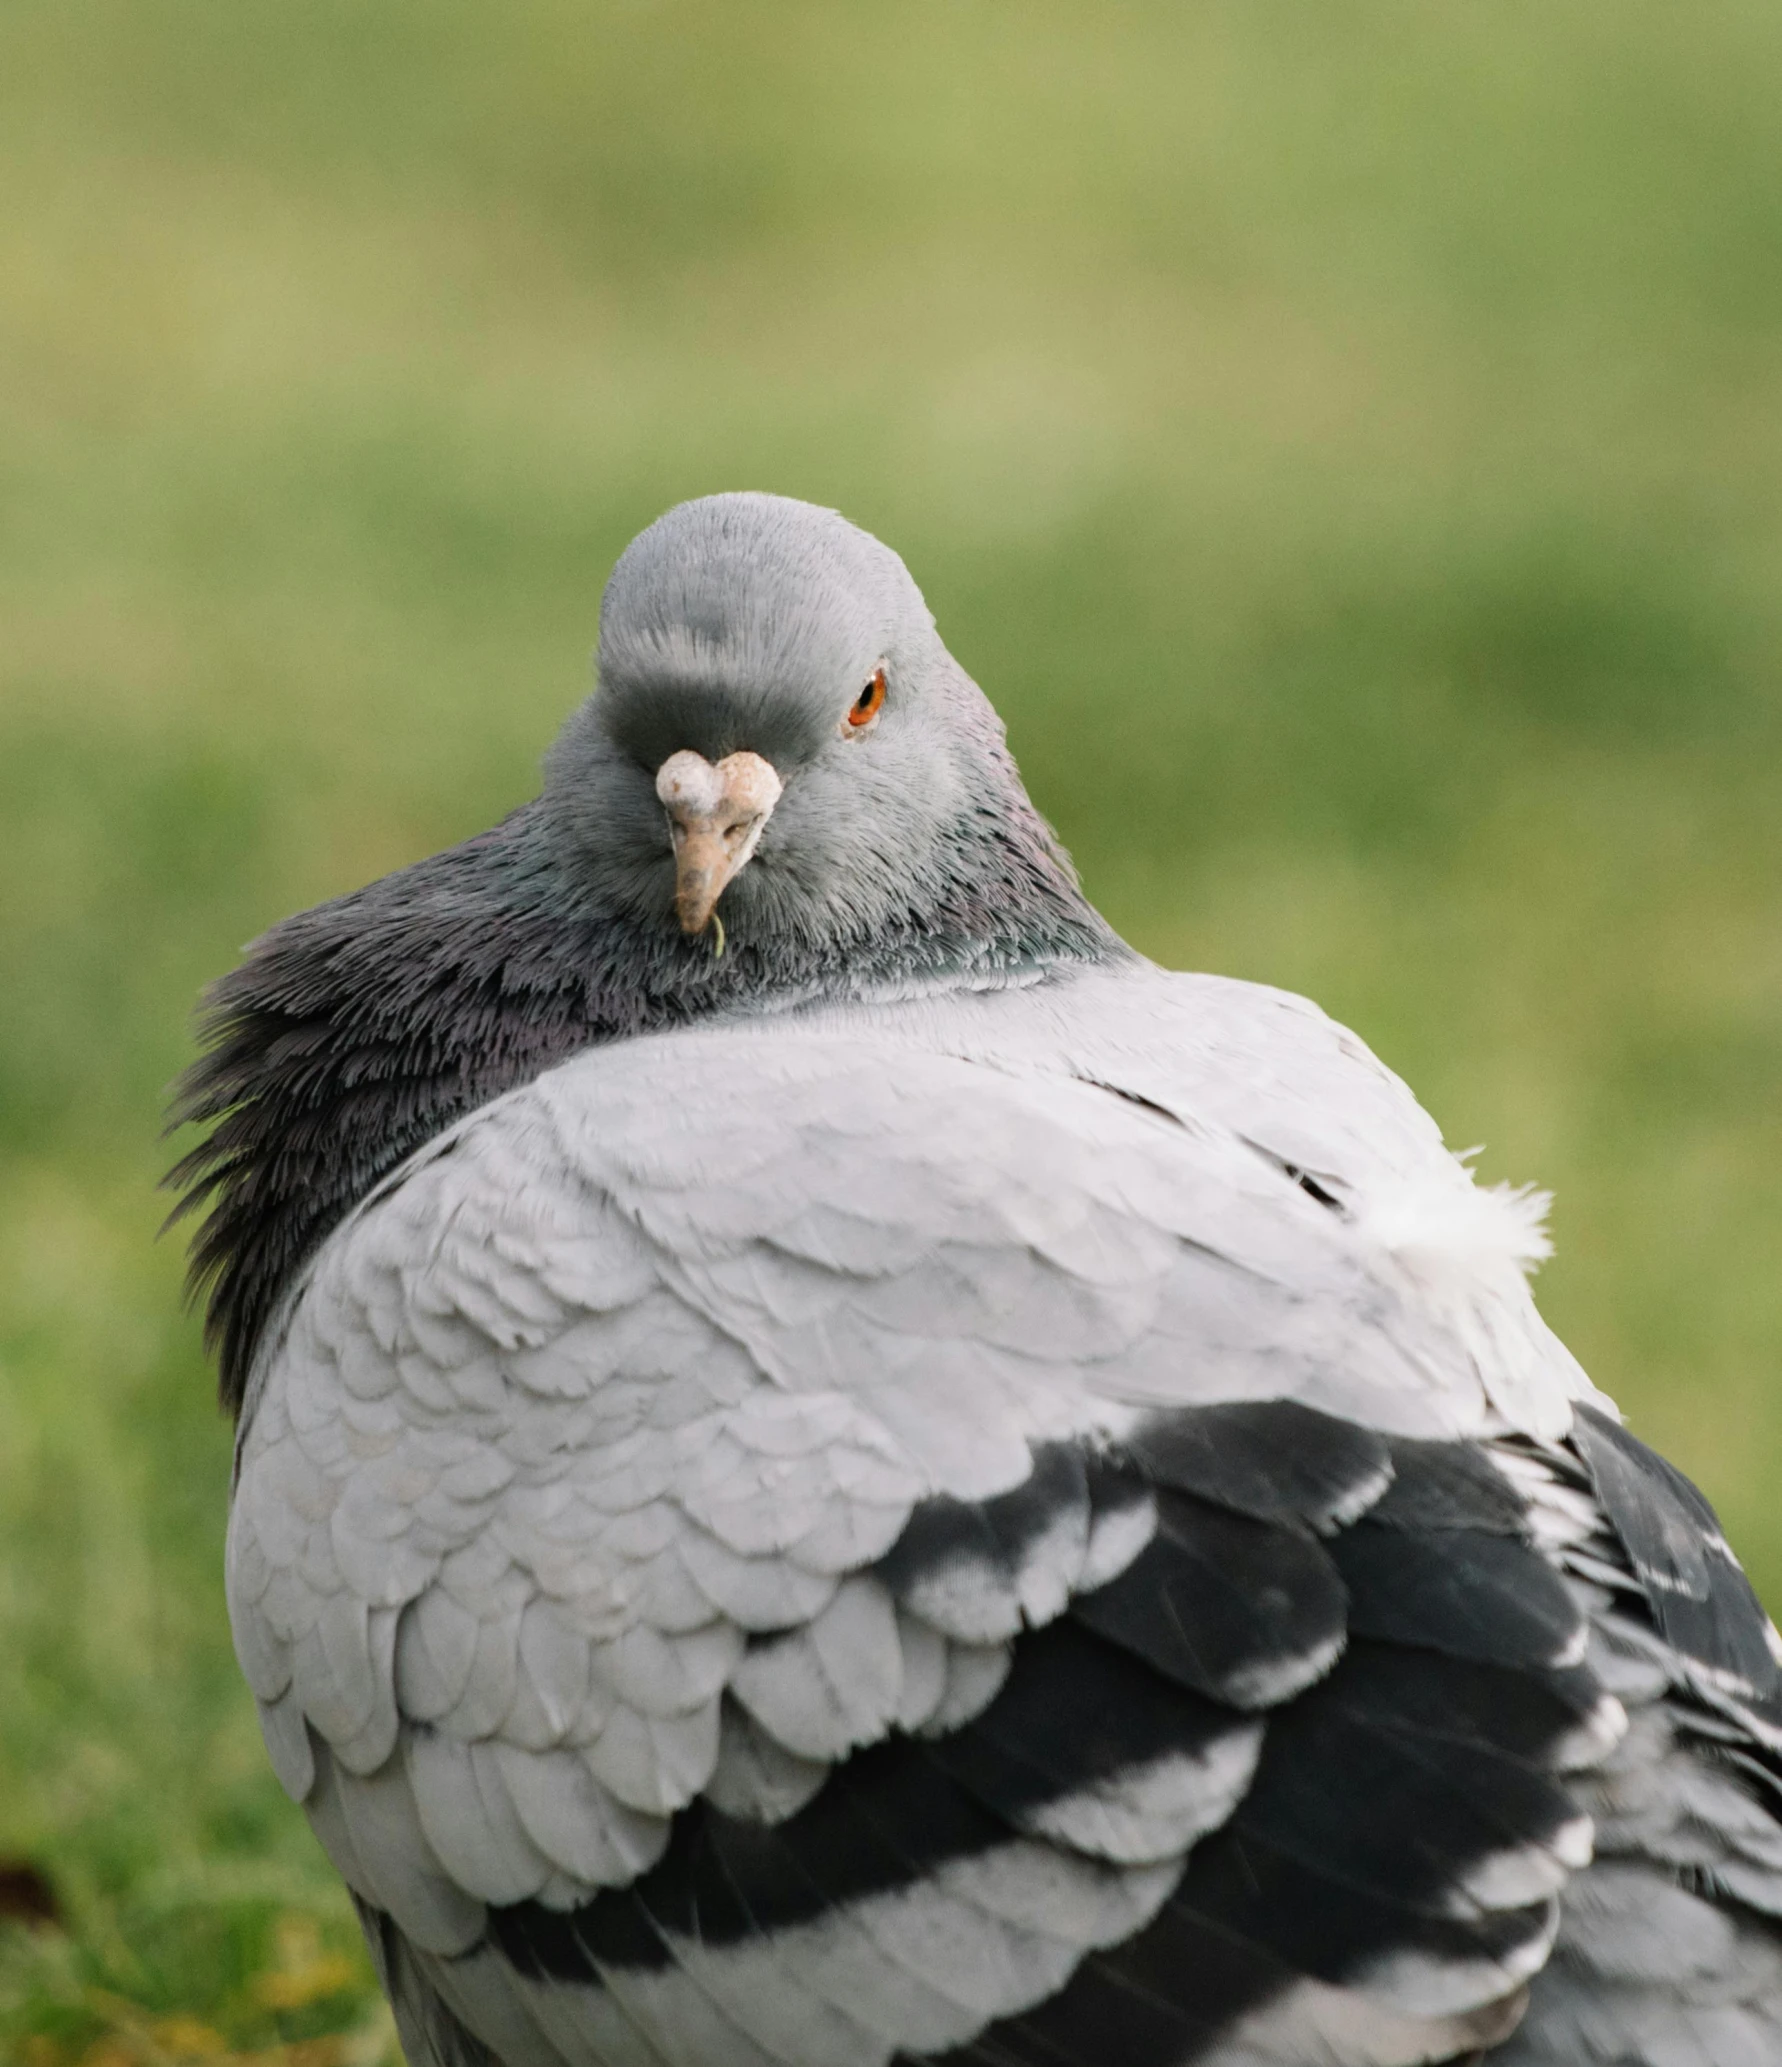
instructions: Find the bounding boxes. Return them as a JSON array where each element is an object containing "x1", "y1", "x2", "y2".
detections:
[{"x1": 655, "y1": 749, "x2": 784, "y2": 939}]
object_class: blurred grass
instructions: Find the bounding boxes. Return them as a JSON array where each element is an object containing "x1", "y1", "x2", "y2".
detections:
[{"x1": 3, "y1": 0, "x2": 1781, "y2": 2054}]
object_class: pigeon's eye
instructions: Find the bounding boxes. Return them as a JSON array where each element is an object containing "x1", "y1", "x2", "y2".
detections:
[{"x1": 847, "y1": 666, "x2": 888, "y2": 729}]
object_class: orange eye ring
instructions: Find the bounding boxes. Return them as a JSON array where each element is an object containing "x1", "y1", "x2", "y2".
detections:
[{"x1": 848, "y1": 665, "x2": 887, "y2": 728}]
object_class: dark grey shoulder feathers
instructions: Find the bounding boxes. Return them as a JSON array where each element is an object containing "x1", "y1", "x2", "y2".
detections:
[{"x1": 167, "y1": 799, "x2": 1114, "y2": 1416}]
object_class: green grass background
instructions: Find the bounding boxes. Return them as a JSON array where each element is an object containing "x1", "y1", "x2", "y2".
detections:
[{"x1": 3, "y1": 2, "x2": 1781, "y2": 2057}]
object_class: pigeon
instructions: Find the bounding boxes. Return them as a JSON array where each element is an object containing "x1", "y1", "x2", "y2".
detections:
[{"x1": 170, "y1": 493, "x2": 1782, "y2": 2067}]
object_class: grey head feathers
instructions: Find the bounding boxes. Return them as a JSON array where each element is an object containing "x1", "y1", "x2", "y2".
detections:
[
  {"x1": 546, "y1": 492, "x2": 1044, "y2": 950},
  {"x1": 168, "y1": 492, "x2": 1124, "y2": 1414}
]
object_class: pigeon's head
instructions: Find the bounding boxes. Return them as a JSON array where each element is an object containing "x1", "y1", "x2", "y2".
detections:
[{"x1": 543, "y1": 493, "x2": 1083, "y2": 960}]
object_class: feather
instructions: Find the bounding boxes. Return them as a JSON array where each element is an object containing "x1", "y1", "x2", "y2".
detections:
[
  {"x1": 676, "y1": 1526, "x2": 840, "y2": 1634},
  {"x1": 925, "y1": 1620, "x2": 1263, "y2": 1864},
  {"x1": 730, "y1": 1578, "x2": 904, "y2": 1761},
  {"x1": 1124, "y1": 1399, "x2": 1394, "y2": 1534},
  {"x1": 492, "y1": 1743, "x2": 668, "y2": 1888},
  {"x1": 256, "y1": 1688, "x2": 315, "y2": 1801},
  {"x1": 1365, "y1": 1437, "x2": 1528, "y2": 1537},
  {"x1": 1073, "y1": 1488, "x2": 1348, "y2": 1710},
  {"x1": 705, "y1": 1698, "x2": 830, "y2": 1826},
  {"x1": 1332, "y1": 1522, "x2": 1587, "y2": 1672},
  {"x1": 919, "y1": 1641, "x2": 1012, "y2": 1737},
  {"x1": 506, "y1": 1597, "x2": 594, "y2": 1750},
  {"x1": 1574, "y1": 1406, "x2": 1782, "y2": 1702},
  {"x1": 396, "y1": 1587, "x2": 483, "y2": 1723},
  {"x1": 581, "y1": 1699, "x2": 722, "y2": 1817},
  {"x1": 405, "y1": 1732, "x2": 557, "y2": 1906},
  {"x1": 328, "y1": 1753, "x2": 486, "y2": 1956},
  {"x1": 879, "y1": 1446, "x2": 1094, "y2": 1646}
]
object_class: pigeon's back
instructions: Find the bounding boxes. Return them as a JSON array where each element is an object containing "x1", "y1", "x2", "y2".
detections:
[{"x1": 225, "y1": 959, "x2": 1782, "y2": 2067}]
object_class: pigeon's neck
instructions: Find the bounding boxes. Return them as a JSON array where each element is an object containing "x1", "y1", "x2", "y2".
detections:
[{"x1": 169, "y1": 799, "x2": 1121, "y2": 1415}]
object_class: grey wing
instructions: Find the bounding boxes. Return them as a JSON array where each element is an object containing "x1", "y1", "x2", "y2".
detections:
[
  {"x1": 225, "y1": 1021, "x2": 1771, "y2": 2066},
  {"x1": 483, "y1": 1413, "x2": 1623, "y2": 2067},
  {"x1": 1489, "y1": 1410, "x2": 1782, "y2": 2067}
]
